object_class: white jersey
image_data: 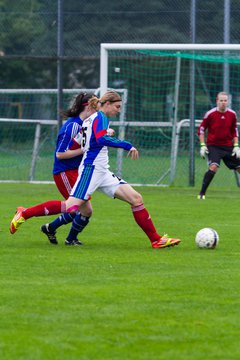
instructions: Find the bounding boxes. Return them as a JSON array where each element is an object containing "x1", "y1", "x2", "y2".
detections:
[
  {"x1": 80, "y1": 110, "x2": 132, "y2": 170},
  {"x1": 81, "y1": 111, "x2": 109, "y2": 170},
  {"x1": 70, "y1": 110, "x2": 133, "y2": 200}
]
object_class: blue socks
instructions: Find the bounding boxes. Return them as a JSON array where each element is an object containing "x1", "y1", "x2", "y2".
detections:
[
  {"x1": 48, "y1": 212, "x2": 77, "y2": 232},
  {"x1": 66, "y1": 214, "x2": 90, "y2": 241}
]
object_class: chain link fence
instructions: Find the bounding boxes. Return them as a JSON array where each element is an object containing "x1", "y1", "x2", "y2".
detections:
[
  {"x1": 1, "y1": 1, "x2": 240, "y2": 187},
  {"x1": 1, "y1": 1, "x2": 240, "y2": 88}
]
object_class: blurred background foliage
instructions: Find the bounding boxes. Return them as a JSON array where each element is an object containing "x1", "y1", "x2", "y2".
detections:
[{"x1": 0, "y1": 0, "x2": 240, "y2": 89}]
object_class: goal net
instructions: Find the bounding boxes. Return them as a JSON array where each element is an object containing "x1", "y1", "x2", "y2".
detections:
[
  {"x1": 100, "y1": 43, "x2": 240, "y2": 188},
  {"x1": 2, "y1": 45, "x2": 240, "y2": 187}
]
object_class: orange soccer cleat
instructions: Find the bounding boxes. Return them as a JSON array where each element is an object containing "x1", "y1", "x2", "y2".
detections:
[
  {"x1": 9, "y1": 207, "x2": 26, "y2": 234},
  {"x1": 152, "y1": 234, "x2": 181, "y2": 249}
]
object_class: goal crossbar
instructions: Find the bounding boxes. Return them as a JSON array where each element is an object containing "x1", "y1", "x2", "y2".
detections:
[{"x1": 100, "y1": 43, "x2": 240, "y2": 94}]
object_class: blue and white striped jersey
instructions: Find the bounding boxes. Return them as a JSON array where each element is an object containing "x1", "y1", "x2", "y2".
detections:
[{"x1": 80, "y1": 111, "x2": 132, "y2": 170}]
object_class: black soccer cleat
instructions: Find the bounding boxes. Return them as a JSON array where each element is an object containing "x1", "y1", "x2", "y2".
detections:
[
  {"x1": 41, "y1": 224, "x2": 58, "y2": 245},
  {"x1": 65, "y1": 239, "x2": 83, "y2": 246}
]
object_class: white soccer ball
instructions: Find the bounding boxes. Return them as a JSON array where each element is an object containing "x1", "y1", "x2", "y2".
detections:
[{"x1": 195, "y1": 228, "x2": 219, "y2": 249}]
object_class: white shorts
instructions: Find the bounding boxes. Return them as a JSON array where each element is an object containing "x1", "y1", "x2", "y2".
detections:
[{"x1": 70, "y1": 164, "x2": 127, "y2": 200}]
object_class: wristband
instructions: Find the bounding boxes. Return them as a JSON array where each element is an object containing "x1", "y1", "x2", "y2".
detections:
[
  {"x1": 234, "y1": 143, "x2": 239, "y2": 147},
  {"x1": 200, "y1": 143, "x2": 206, "y2": 146}
]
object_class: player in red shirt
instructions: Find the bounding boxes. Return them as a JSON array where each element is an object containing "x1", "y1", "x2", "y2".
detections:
[{"x1": 197, "y1": 91, "x2": 240, "y2": 199}]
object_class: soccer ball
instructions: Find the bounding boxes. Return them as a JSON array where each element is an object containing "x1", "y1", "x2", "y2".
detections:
[{"x1": 195, "y1": 228, "x2": 219, "y2": 249}]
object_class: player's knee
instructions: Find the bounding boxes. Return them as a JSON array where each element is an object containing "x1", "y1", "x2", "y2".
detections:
[
  {"x1": 79, "y1": 201, "x2": 93, "y2": 217},
  {"x1": 131, "y1": 192, "x2": 143, "y2": 206},
  {"x1": 66, "y1": 205, "x2": 79, "y2": 213},
  {"x1": 81, "y1": 208, "x2": 93, "y2": 217},
  {"x1": 209, "y1": 165, "x2": 218, "y2": 172}
]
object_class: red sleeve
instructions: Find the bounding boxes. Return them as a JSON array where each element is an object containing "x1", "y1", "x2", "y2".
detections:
[
  {"x1": 197, "y1": 117, "x2": 208, "y2": 136},
  {"x1": 92, "y1": 117, "x2": 107, "y2": 140}
]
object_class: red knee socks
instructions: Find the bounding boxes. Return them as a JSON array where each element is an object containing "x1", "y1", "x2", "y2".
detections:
[
  {"x1": 22, "y1": 201, "x2": 66, "y2": 219},
  {"x1": 132, "y1": 204, "x2": 160, "y2": 243}
]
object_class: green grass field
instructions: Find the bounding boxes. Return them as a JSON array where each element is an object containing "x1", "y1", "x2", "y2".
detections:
[{"x1": 1, "y1": 183, "x2": 240, "y2": 359}]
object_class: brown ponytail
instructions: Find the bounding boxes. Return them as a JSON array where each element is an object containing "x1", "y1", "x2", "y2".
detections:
[{"x1": 60, "y1": 92, "x2": 95, "y2": 119}]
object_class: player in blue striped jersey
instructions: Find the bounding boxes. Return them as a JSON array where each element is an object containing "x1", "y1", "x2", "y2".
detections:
[
  {"x1": 64, "y1": 91, "x2": 181, "y2": 248},
  {"x1": 40, "y1": 93, "x2": 98, "y2": 245},
  {"x1": 10, "y1": 91, "x2": 181, "y2": 249}
]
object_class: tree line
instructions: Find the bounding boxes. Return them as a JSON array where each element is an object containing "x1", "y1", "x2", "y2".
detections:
[{"x1": 0, "y1": 0, "x2": 239, "y2": 89}]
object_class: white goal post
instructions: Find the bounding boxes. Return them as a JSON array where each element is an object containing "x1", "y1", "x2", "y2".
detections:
[
  {"x1": 100, "y1": 43, "x2": 240, "y2": 187},
  {"x1": 100, "y1": 43, "x2": 240, "y2": 95}
]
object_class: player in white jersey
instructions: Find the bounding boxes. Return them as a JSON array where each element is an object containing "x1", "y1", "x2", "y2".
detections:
[
  {"x1": 71, "y1": 111, "x2": 129, "y2": 200},
  {"x1": 10, "y1": 91, "x2": 181, "y2": 249},
  {"x1": 65, "y1": 91, "x2": 181, "y2": 248}
]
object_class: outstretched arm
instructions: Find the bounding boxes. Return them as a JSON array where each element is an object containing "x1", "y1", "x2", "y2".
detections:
[
  {"x1": 97, "y1": 134, "x2": 133, "y2": 151},
  {"x1": 93, "y1": 113, "x2": 133, "y2": 152}
]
